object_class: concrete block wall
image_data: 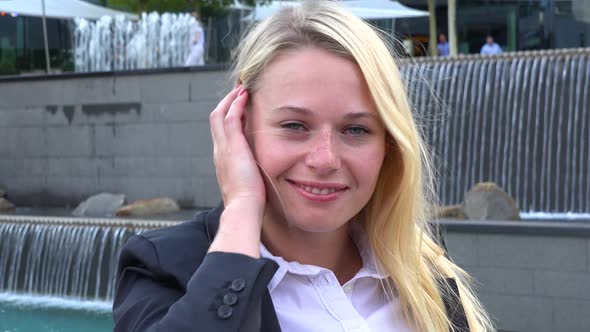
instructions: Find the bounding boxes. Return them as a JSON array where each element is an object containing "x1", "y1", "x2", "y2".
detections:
[
  {"x1": 2, "y1": 67, "x2": 590, "y2": 331},
  {"x1": 443, "y1": 221, "x2": 590, "y2": 332},
  {"x1": 0, "y1": 68, "x2": 230, "y2": 207}
]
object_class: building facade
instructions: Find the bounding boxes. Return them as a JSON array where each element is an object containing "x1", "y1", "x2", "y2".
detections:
[{"x1": 398, "y1": 0, "x2": 590, "y2": 55}]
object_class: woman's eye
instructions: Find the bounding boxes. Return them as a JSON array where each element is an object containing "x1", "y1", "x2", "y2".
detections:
[
  {"x1": 281, "y1": 122, "x2": 306, "y2": 131},
  {"x1": 344, "y1": 126, "x2": 370, "y2": 135}
]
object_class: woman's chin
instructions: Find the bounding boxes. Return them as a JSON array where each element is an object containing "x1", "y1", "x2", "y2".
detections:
[
  {"x1": 264, "y1": 201, "x2": 353, "y2": 234},
  {"x1": 284, "y1": 216, "x2": 348, "y2": 234}
]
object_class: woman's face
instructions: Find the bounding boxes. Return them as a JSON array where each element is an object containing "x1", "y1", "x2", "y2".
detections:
[{"x1": 247, "y1": 47, "x2": 386, "y2": 234}]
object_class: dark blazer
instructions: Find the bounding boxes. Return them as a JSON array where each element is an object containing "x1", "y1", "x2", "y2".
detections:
[{"x1": 113, "y1": 205, "x2": 469, "y2": 332}]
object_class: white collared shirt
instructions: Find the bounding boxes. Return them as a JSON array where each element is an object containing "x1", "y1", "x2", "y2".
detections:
[{"x1": 260, "y1": 228, "x2": 412, "y2": 332}]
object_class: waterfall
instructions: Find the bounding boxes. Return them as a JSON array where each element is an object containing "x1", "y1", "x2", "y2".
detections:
[
  {"x1": 74, "y1": 12, "x2": 194, "y2": 72},
  {"x1": 399, "y1": 48, "x2": 590, "y2": 214},
  {"x1": 0, "y1": 216, "x2": 178, "y2": 301}
]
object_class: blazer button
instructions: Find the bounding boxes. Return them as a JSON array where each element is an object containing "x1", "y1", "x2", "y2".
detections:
[
  {"x1": 217, "y1": 305, "x2": 233, "y2": 319},
  {"x1": 229, "y1": 278, "x2": 246, "y2": 292},
  {"x1": 223, "y1": 293, "x2": 238, "y2": 306}
]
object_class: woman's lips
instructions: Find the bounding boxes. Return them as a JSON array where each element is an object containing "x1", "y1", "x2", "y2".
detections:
[{"x1": 287, "y1": 180, "x2": 348, "y2": 202}]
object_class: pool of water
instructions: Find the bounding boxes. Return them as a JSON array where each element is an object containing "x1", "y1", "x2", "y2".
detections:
[{"x1": 0, "y1": 293, "x2": 113, "y2": 332}]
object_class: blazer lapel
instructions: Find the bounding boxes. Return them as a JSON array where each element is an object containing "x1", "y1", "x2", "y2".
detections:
[{"x1": 261, "y1": 289, "x2": 282, "y2": 331}]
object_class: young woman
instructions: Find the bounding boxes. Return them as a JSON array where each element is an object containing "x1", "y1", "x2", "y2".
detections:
[{"x1": 113, "y1": 2, "x2": 493, "y2": 331}]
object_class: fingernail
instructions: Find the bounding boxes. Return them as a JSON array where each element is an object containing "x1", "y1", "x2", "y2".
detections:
[{"x1": 238, "y1": 87, "x2": 247, "y2": 97}]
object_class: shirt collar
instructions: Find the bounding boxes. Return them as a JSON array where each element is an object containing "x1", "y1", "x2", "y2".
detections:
[{"x1": 260, "y1": 222, "x2": 388, "y2": 293}]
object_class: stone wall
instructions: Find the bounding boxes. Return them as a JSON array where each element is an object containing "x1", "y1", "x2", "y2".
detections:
[
  {"x1": 0, "y1": 67, "x2": 229, "y2": 208},
  {"x1": 2, "y1": 49, "x2": 589, "y2": 214},
  {"x1": 443, "y1": 220, "x2": 590, "y2": 332}
]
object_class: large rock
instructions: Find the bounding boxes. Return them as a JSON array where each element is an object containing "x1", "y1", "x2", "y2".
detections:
[
  {"x1": 72, "y1": 193, "x2": 126, "y2": 217},
  {"x1": 0, "y1": 197, "x2": 15, "y2": 211},
  {"x1": 434, "y1": 204, "x2": 467, "y2": 220},
  {"x1": 116, "y1": 197, "x2": 180, "y2": 217},
  {"x1": 463, "y1": 182, "x2": 520, "y2": 220}
]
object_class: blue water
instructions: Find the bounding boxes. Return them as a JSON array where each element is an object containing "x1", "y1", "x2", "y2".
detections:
[{"x1": 0, "y1": 294, "x2": 113, "y2": 332}]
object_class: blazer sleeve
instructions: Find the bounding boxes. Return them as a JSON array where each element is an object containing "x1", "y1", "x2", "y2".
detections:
[{"x1": 112, "y1": 234, "x2": 279, "y2": 332}]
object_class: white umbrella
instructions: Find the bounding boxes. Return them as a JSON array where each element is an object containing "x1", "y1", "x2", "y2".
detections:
[
  {"x1": 343, "y1": 0, "x2": 428, "y2": 37},
  {"x1": 0, "y1": 0, "x2": 138, "y2": 20},
  {"x1": 0, "y1": 0, "x2": 138, "y2": 73},
  {"x1": 344, "y1": 0, "x2": 428, "y2": 19},
  {"x1": 241, "y1": 1, "x2": 297, "y2": 21},
  {"x1": 242, "y1": 0, "x2": 427, "y2": 21}
]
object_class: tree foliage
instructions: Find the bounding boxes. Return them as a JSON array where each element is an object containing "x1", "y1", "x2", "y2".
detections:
[{"x1": 107, "y1": 0, "x2": 271, "y2": 18}]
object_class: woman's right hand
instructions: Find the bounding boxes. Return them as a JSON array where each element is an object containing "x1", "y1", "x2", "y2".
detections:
[{"x1": 208, "y1": 85, "x2": 266, "y2": 257}]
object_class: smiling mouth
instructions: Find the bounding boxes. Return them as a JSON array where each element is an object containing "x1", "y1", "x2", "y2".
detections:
[
  {"x1": 287, "y1": 180, "x2": 348, "y2": 196},
  {"x1": 301, "y1": 186, "x2": 338, "y2": 195}
]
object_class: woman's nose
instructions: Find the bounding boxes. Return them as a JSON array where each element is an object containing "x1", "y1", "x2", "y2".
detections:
[{"x1": 304, "y1": 130, "x2": 341, "y2": 175}]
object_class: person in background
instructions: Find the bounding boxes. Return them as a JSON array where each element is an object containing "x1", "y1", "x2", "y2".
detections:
[
  {"x1": 113, "y1": 1, "x2": 495, "y2": 331},
  {"x1": 437, "y1": 33, "x2": 450, "y2": 56},
  {"x1": 480, "y1": 35, "x2": 502, "y2": 55},
  {"x1": 184, "y1": 11, "x2": 205, "y2": 66}
]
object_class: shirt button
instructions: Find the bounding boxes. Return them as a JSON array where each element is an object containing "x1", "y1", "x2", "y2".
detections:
[
  {"x1": 229, "y1": 278, "x2": 246, "y2": 292},
  {"x1": 217, "y1": 305, "x2": 233, "y2": 319},
  {"x1": 223, "y1": 293, "x2": 239, "y2": 306},
  {"x1": 343, "y1": 283, "x2": 354, "y2": 294}
]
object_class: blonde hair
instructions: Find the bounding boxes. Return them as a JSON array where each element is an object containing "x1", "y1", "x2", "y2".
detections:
[{"x1": 231, "y1": 1, "x2": 494, "y2": 331}]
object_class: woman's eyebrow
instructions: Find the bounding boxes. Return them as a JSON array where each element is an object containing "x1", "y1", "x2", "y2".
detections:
[
  {"x1": 272, "y1": 106, "x2": 378, "y2": 121},
  {"x1": 271, "y1": 105, "x2": 312, "y2": 115},
  {"x1": 344, "y1": 112, "x2": 379, "y2": 121}
]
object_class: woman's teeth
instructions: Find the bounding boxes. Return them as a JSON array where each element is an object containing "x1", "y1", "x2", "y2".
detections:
[{"x1": 302, "y1": 186, "x2": 337, "y2": 195}]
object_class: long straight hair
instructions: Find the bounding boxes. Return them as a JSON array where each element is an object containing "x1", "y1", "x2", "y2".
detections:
[{"x1": 231, "y1": 2, "x2": 494, "y2": 331}]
